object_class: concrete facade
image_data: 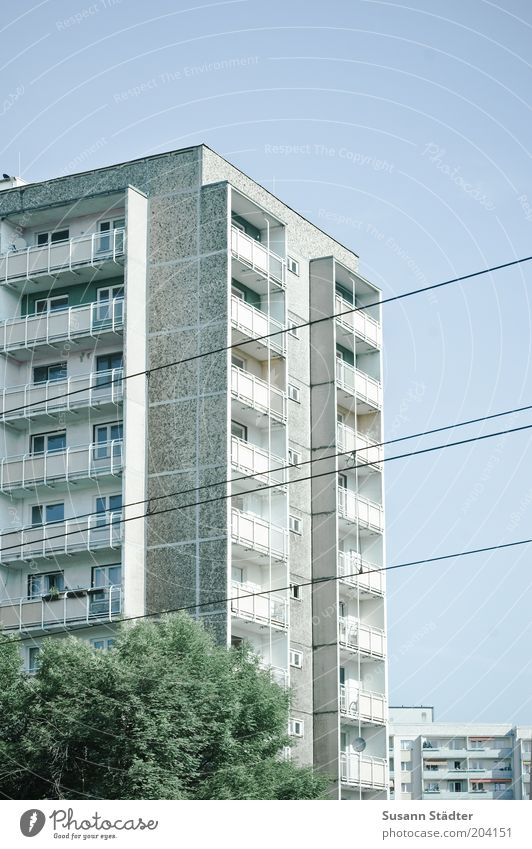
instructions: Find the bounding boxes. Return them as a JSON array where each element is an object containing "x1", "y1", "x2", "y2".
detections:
[{"x1": 0, "y1": 145, "x2": 387, "y2": 798}]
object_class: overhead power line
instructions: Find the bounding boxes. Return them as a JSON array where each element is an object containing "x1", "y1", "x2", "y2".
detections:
[{"x1": 1, "y1": 253, "x2": 531, "y2": 420}]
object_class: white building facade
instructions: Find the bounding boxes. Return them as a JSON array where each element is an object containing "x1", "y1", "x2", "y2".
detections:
[
  {"x1": 0, "y1": 146, "x2": 387, "y2": 799},
  {"x1": 389, "y1": 707, "x2": 532, "y2": 800}
]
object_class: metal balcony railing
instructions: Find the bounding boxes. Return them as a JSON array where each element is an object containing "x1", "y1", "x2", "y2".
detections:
[
  {"x1": 337, "y1": 488, "x2": 384, "y2": 532},
  {"x1": 0, "y1": 368, "x2": 123, "y2": 422},
  {"x1": 231, "y1": 366, "x2": 287, "y2": 423},
  {"x1": 0, "y1": 440, "x2": 123, "y2": 493},
  {"x1": 335, "y1": 294, "x2": 381, "y2": 349},
  {"x1": 0, "y1": 297, "x2": 124, "y2": 354},
  {"x1": 339, "y1": 616, "x2": 386, "y2": 657},
  {"x1": 337, "y1": 551, "x2": 384, "y2": 595},
  {"x1": 231, "y1": 508, "x2": 288, "y2": 561},
  {"x1": 340, "y1": 685, "x2": 387, "y2": 723},
  {"x1": 0, "y1": 228, "x2": 125, "y2": 284},
  {"x1": 231, "y1": 436, "x2": 286, "y2": 487},
  {"x1": 0, "y1": 511, "x2": 123, "y2": 564},
  {"x1": 340, "y1": 753, "x2": 387, "y2": 788},
  {"x1": 336, "y1": 423, "x2": 383, "y2": 468},
  {"x1": 231, "y1": 295, "x2": 286, "y2": 355},
  {"x1": 231, "y1": 581, "x2": 288, "y2": 629},
  {"x1": 0, "y1": 585, "x2": 122, "y2": 632},
  {"x1": 336, "y1": 359, "x2": 382, "y2": 409},
  {"x1": 231, "y1": 226, "x2": 285, "y2": 287}
]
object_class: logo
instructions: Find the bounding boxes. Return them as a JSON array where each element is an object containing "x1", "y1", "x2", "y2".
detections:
[{"x1": 20, "y1": 810, "x2": 46, "y2": 837}]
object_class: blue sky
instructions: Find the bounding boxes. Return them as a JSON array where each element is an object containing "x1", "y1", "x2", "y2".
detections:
[{"x1": 3, "y1": 0, "x2": 532, "y2": 723}]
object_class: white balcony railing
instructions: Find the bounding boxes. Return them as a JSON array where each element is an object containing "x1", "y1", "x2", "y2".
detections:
[
  {"x1": 0, "y1": 228, "x2": 125, "y2": 284},
  {"x1": 231, "y1": 295, "x2": 286, "y2": 355},
  {"x1": 337, "y1": 423, "x2": 383, "y2": 468},
  {"x1": 231, "y1": 226, "x2": 285, "y2": 287},
  {"x1": 340, "y1": 685, "x2": 386, "y2": 723},
  {"x1": 336, "y1": 359, "x2": 382, "y2": 409},
  {"x1": 231, "y1": 366, "x2": 287, "y2": 423},
  {"x1": 337, "y1": 488, "x2": 383, "y2": 532},
  {"x1": 231, "y1": 581, "x2": 288, "y2": 629},
  {"x1": 335, "y1": 295, "x2": 381, "y2": 349},
  {"x1": 0, "y1": 368, "x2": 123, "y2": 422},
  {"x1": 231, "y1": 508, "x2": 288, "y2": 561},
  {"x1": 340, "y1": 753, "x2": 387, "y2": 788},
  {"x1": 337, "y1": 551, "x2": 384, "y2": 595},
  {"x1": 0, "y1": 297, "x2": 124, "y2": 354},
  {"x1": 0, "y1": 440, "x2": 123, "y2": 493},
  {"x1": 339, "y1": 616, "x2": 386, "y2": 658},
  {"x1": 231, "y1": 436, "x2": 286, "y2": 487},
  {"x1": 0, "y1": 511, "x2": 122, "y2": 564},
  {"x1": 0, "y1": 586, "x2": 122, "y2": 632}
]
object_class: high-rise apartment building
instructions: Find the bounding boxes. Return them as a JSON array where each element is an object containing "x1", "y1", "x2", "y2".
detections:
[
  {"x1": 0, "y1": 147, "x2": 387, "y2": 799},
  {"x1": 389, "y1": 707, "x2": 532, "y2": 800}
]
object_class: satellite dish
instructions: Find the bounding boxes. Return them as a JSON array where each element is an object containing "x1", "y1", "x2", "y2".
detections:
[
  {"x1": 13, "y1": 237, "x2": 26, "y2": 250},
  {"x1": 353, "y1": 737, "x2": 367, "y2": 753}
]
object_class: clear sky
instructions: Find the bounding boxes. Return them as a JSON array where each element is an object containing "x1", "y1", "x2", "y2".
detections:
[{"x1": 3, "y1": 0, "x2": 532, "y2": 724}]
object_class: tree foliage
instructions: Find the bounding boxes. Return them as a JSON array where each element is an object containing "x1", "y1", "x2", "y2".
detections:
[{"x1": 0, "y1": 614, "x2": 327, "y2": 800}]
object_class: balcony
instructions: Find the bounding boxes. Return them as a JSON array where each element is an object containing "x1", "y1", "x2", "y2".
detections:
[
  {"x1": 336, "y1": 359, "x2": 382, "y2": 412},
  {"x1": 338, "y1": 488, "x2": 383, "y2": 533},
  {"x1": 340, "y1": 685, "x2": 387, "y2": 724},
  {"x1": 339, "y1": 617, "x2": 386, "y2": 658},
  {"x1": 261, "y1": 663, "x2": 289, "y2": 688},
  {"x1": 0, "y1": 298, "x2": 124, "y2": 356},
  {"x1": 338, "y1": 551, "x2": 384, "y2": 596},
  {"x1": 340, "y1": 754, "x2": 387, "y2": 788},
  {"x1": 231, "y1": 436, "x2": 286, "y2": 489},
  {"x1": 231, "y1": 295, "x2": 286, "y2": 358},
  {"x1": 231, "y1": 581, "x2": 288, "y2": 629},
  {"x1": 423, "y1": 789, "x2": 513, "y2": 801},
  {"x1": 231, "y1": 366, "x2": 286, "y2": 424},
  {"x1": 231, "y1": 508, "x2": 288, "y2": 562},
  {"x1": 0, "y1": 228, "x2": 125, "y2": 286},
  {"x1": 335, "y1": 294, "x2": 381, "y2": 350},
  {"x1": 0, "y1": 440, "x2": 123, "y2": 494},
  {"x1": 0, "y1": 512, "x2": 122, "y2": 564},
  {"x1": 231, "y1": 226, "x2": 285, "y2": 288},
  {"x1": 0, "y1": 586, "x2": 122, "y2": 633},
  {"x1": 0, "y1": 368, "x2": 123, "y2": 424},
  {"x1": 337, "y1": 423, "x2": 383, "y2": 469}
]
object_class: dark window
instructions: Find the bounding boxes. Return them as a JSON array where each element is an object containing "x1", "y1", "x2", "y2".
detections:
[
  {"x1": 33, "y1": 362, "x2": 67, "y2": 384},
  {"x1": 31, "y1": 431, "x2": 66, "y2": 455},
  {"x1": 31, "y1": 502, "x2": 64, "y2": 526}
]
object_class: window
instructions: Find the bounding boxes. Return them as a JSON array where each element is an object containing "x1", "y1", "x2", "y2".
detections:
[
  {"x1": 421, "y1": 712, "x2": 427, "y2": 721},
  {"x1": 95, "y1": 352, "x2": 123, "y2": 387},
  {"x1": 290, "y1": 584, "x2": 301, "y2": 600},
  {"x1": 96, "y1": 285, "x2": 124, "y2": 321},
  {"x1": 232, "y1": 495, "x2": 245, "y2": 512},
  {"x1": 231, "y1": 635, "x2": 243, "y2": 649},
  {"x1": 289, "y1": 718, "x2": 304, "y2": 737},
  {"x1": 28, "y1": 647, "x2": 41, "y2": 674},
  {"x1": 36, "y1": 229, "x2": 69, "y2": 245},
  {"x1": 400, "y1": 740, "x2": 414, "y2": 751},
  {"x1": 340, "y1": 732, "x2": 347, "y2": 753},
  {"x1": 287, "y1": 257, "x2": 299, "y2": 276},
  {"x1": 335, "y1": 283, "x2": 353, "y2": 304},
  {"x1": 33, "y1": 362, "x2": 67, "y2": 385},
  {"x1": 288, "y1": 448, "x2": 302, "y2": 466},
  {"x1": 288, "y1": 320, "x2": 299, "y2": 338},
  {"x1": 493, "y1": 783, "x2": 506, "y2": 791},
  {"x1": 338, "y1": 600, "x2": 346, "y2": 618},
  {"x1": 287, "y1": 384, "x2": 300, "y2": 403},
  {"x1": 91, "y1": 564, "x2": 122, "y2": 615},
  {"x1": 401, "y1": 762, "x2": 412, "y2": 771},
  {"x1": 231, "y1": 214, "x2": 261, "y2": 242},
  {"x1": 97, "y1": 218, "x2": 125, "y2": 253},
  {"x1": 231, "y1": 565, "x2": 244, "y2": 584},
  {"x1": 95, "y1": 494, "x2": 122, "y2": 526},
  {"x1": 93, "y1": 422, "x2": 123, "y2": 459},
  {"x1": 231, "y1": 353, "x2": 246, "y2": 371},
  {"x1": 231, "y1": 283, "x2": 245, "y2": 300},
  {"x1": 90, "y1": 638, "x2": 116, "y2": 651},
  {"x1": 339, "y1": 666, "x2": 345, "y2": 685},
  {"x1": 290, "y1": 649, "x2": 303, "y2": 668},
  {"x1": 31, "y1": 430, "x2": 66, "y2": 455},
  {"x1": 231, "y1": 421, "x2": 247, "y2": 441},
  {"x1": 449, "y1": 781, "x2": 465, "y2": 793},
  {"x1": 28, "y1": 572, "x2": 65, "y2": 598},
  {"x1": 426, "y1": 783, "x2": 440, "y2": 793},
  {"x1": 471, "y1": 782, "x2": 485, "y2": 792},
  {"x1": 31, "y1": 502, "x2": 64, "y2": 527},
  {"x1": 426, "y1": 764, "x2": 439, "y2": 771},
  {"x1": 289, "y1": 515, "x2": 302, "y2": 534},
  {"x1": 400, "y1": 783, "x2": 411, "y2": 793},
  {"x1": 338, "y1": 473, "x2": 348, "y2": 490},
  {"x1": 35, "y1": 294, "x2": 69, "y2": 314}
]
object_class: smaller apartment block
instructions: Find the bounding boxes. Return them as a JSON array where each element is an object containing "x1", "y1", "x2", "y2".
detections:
[{"x1": 389, "y1": 707, "x2": 532, "y2": 800}]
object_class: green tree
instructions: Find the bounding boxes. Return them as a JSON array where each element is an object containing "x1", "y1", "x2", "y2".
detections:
[{"x1": 0, "y1": 614, "x2": 327, "y2": 800}]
